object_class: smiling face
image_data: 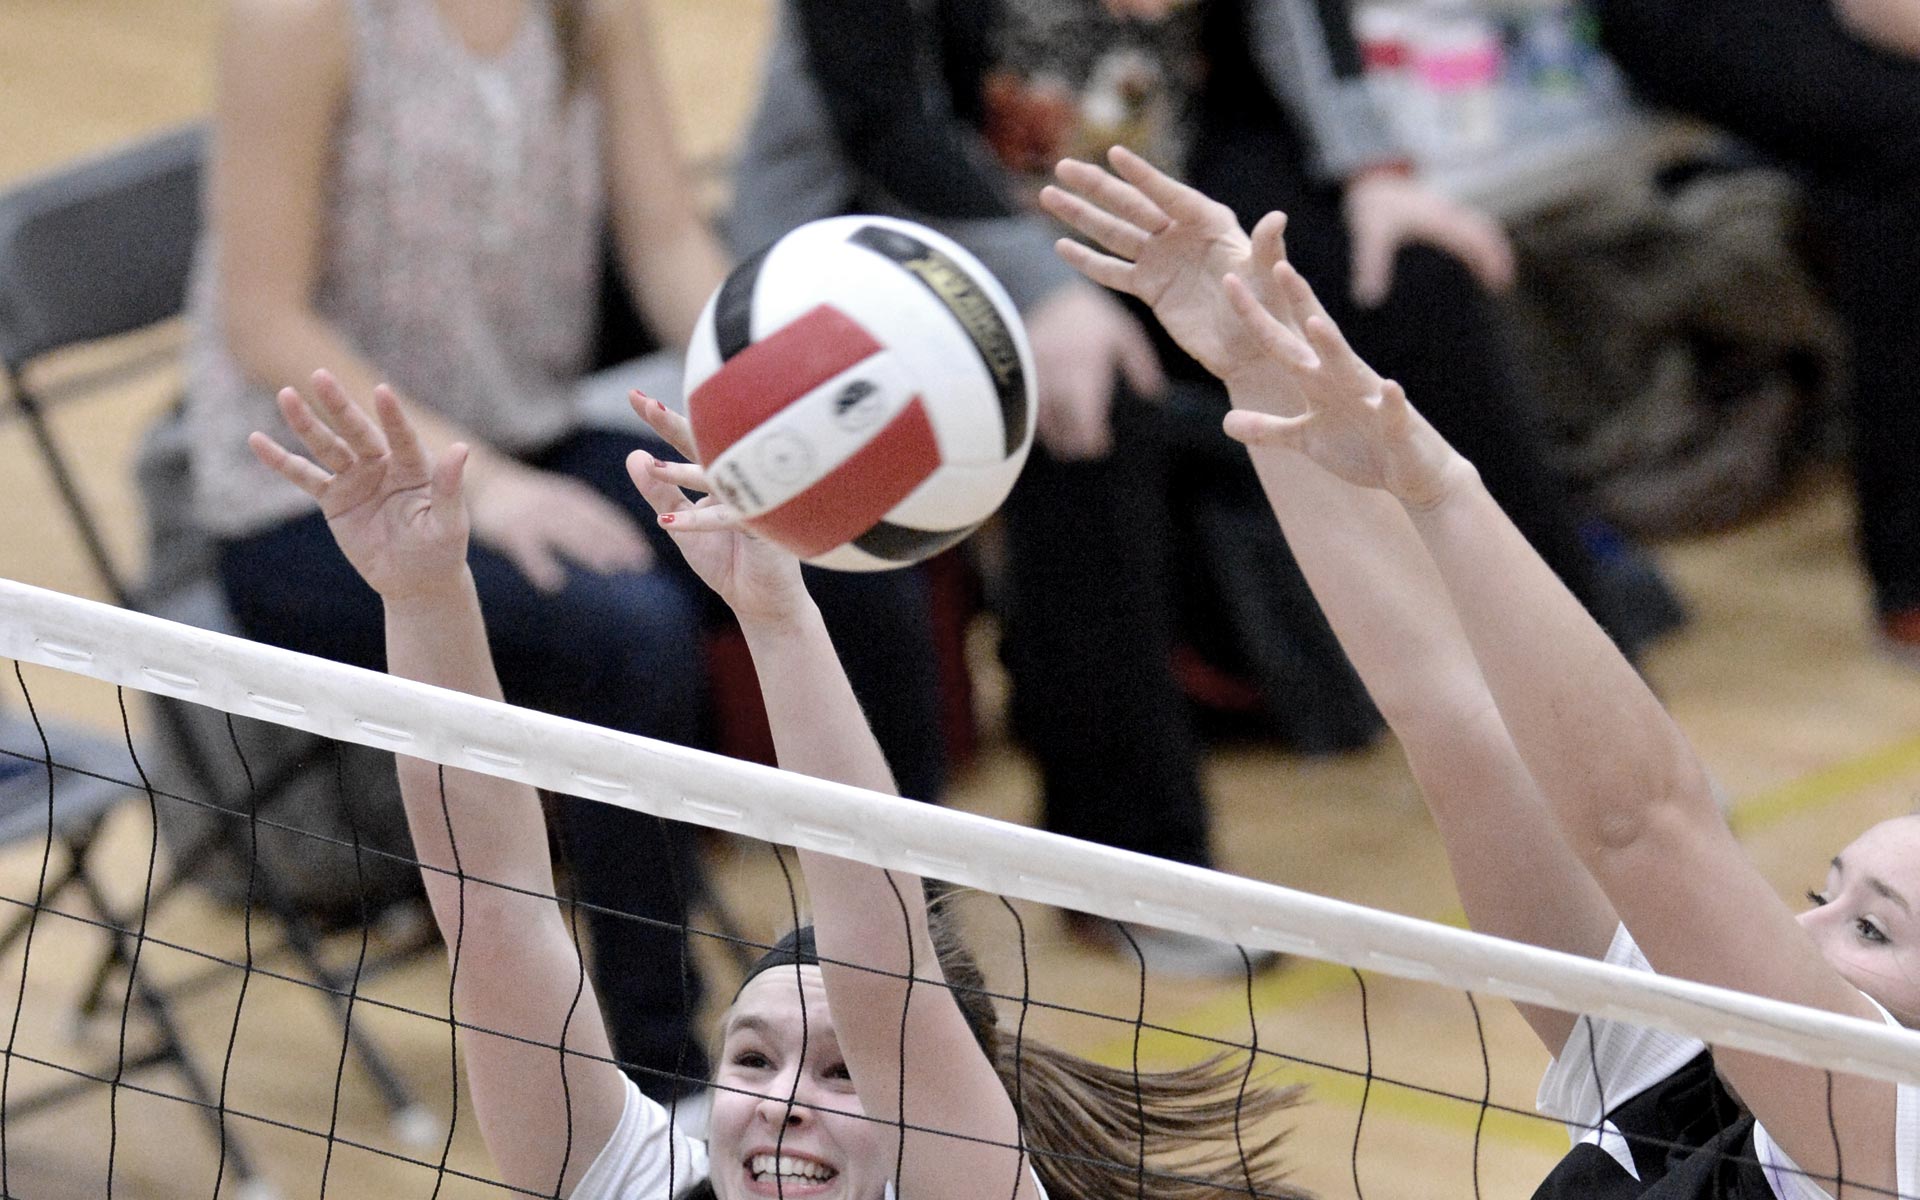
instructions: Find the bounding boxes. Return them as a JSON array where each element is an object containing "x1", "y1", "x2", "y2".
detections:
[
  {"x1": 706, "y1": 966, "x2": 894, "y2": 1200},
  {"x1": 1797, "y1": 816, "x2": 1920, "y2": 1025}
]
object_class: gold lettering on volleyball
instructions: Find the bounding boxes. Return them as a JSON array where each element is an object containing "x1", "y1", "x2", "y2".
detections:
[{"x1": 899, "y1": 254, "x2": 1021, "y2": 388}]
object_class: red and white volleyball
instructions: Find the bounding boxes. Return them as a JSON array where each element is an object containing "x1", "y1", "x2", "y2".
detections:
[{"x1": 682, "y1": 216, "x2": 1037, "y2": 571}]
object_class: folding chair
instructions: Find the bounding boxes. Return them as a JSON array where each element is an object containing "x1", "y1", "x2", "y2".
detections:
[
  {"x1": 0, "y1": 125, "x2": 433, "y2": 1183},
  {"x1": 0, "y1": 706, "x2": 281, "y2": 1196}
]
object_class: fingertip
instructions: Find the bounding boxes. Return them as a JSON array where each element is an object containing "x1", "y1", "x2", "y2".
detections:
[{"x1": 1220, "y1": 410, "x2": 1261, "y2": 445}]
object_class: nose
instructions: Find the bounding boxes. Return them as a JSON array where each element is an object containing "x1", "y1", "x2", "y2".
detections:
[
  {"x1": 753, "y1": 1074, "x2": 816, "y2": 1128},
  {"x1": 1796, "y1": 905, "x2": 1841, "y2": 945}
]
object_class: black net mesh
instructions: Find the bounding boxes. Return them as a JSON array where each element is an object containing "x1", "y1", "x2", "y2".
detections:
[{"x1": 0, "y1": 658, "x2": 1906, "y2": 1200}]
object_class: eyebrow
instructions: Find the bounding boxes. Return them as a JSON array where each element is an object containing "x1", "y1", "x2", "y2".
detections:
[
  {"x1": 1833, "y1": 857, "x2": 1913, "y2": 915},
  {"x1": 723, "y1": 1014, "x2": 775, "y2": 1041}
]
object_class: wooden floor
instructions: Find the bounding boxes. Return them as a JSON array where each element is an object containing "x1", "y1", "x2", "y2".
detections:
[{"x1": 4, "y1": 3, "x2": 1919, "y2": 1198}]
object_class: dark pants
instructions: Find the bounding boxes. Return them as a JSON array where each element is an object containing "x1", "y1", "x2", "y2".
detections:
[
  {"x1": 998, "y1": 31, "x2": 1623, "y2": 867},
  {"x1": 219, "y1": 427, "x2": 944, "y2": 1099},
  {"x1": 1001, "y1": 396, "x2": 1214, "y2": 868},
  {"x1": 1188, "y1": 27, "x2": 1611, "y2": 619},
  {"x1": 1598, "y1": 0, "x2": 1920, "y2": 615}
]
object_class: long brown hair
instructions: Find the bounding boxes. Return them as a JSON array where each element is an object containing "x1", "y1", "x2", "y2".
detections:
[
  {"x1": 928, "y1": 902, "x2": 1311, "y2": 1200},
  {"x1": 683, "y1": 900, "x2": 1311, "y2": 1200}
]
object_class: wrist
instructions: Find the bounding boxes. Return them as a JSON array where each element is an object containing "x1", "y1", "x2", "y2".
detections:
[
  {"x1": 380, "y1": 566, "x2": 480, "y2": 614},
  {"x1": 1401, "y1": 452, "x2": 1481, "y2": 515},
  {"x1": 733, "y1": 595, "x2": 827, "y2": 646}
]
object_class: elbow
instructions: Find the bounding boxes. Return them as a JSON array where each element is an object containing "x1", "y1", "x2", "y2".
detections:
[{"x1": 1560, "y1": 745, "x2": 1718, "y2": 866}]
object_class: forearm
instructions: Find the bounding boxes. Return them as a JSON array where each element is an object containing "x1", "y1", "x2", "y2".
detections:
[
  {"x1": 1239, "y1": 431, "x2": 1481, "y2": 727},
  {"x1": 735, "y1": 602, "x2": 932, "y2": 999},
  {"x1": 1235, "y1": 411, "x2": 1616, "y2": 968},
  {"x1": 737, "y1": 600, "x2": 898, "y2": 798},
  {"x1": 1406, "y1": 475, "x2": 1712, "y2": 853},
  {"x1": 381, "y1": 572, "x2": 559, "y2": 912}
]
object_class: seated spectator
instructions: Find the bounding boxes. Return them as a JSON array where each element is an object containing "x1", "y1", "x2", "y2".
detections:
[
  {"x1": 1595, "y1": 0, "x2": 1920, "y2": 664},
  {"x1": 729, "y1": 0, "x2": 1665, "y2": 973},
  {"x1": 186, "y1": 0, "x2": 944, "y2": 1101}
]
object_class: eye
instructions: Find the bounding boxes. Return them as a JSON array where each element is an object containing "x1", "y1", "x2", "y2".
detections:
[
  {"x1": 1855, "y1": 917, "x2": 1889, "y2": 945},
  {"x1": 732, "y1": 1050, "x2": 772, "y2": 1071},
  {"x1": 823, "y1": 1060, "x2": 853, "y2": 1083},
  {"x1": 1806, "y1": 889, "x2": 1829, "y2": 908}
]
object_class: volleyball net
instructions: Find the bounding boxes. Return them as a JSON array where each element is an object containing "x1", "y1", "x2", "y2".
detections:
[{"x1": 2, "y1": 575, "x2": 1917, "y2": 1200}]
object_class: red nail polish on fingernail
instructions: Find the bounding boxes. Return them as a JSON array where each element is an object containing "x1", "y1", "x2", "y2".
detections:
[{"x1": 659, "y1": 513, "x2": 675, "y2": 525}]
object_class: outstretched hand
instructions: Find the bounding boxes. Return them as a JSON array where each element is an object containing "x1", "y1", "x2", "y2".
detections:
[
  {"x1": 1219, "y1": 261, "x2": 1471, "y2": 511},
  {"x1": 1040, "y1": 146, "x2": 1295, "y2": 400},
  {"x1": 248, "y1": 371, "x2": 471, "y2": 601},
  {"x1": 623, "y1": 393, "x2": 810, "y2": 626}
]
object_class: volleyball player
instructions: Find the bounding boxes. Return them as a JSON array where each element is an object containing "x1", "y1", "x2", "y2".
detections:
[
  {"x1": 1044, "y1": 145, "x2": 1920, "y2": 1199},
  {"x1": 246, "y1": 371, "x2": 1304, "y2": 1200}
]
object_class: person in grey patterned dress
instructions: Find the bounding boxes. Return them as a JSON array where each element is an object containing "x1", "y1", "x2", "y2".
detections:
[{"x1": 187, "y1": 0, "x2": 948, "y2": 1103}]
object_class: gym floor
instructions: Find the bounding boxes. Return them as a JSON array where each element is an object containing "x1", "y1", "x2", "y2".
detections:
[{"x1": 3, "y1": 3, "x2": 1918, "y2": 1197}]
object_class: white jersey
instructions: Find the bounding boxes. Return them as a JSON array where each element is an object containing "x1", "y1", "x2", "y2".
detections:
[{"x1": 572, "y1": 1078, "x2": 1048, "y2": 1200}]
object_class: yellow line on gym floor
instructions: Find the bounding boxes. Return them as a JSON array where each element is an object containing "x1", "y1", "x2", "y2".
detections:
[
  {"x1": 1728, "y1": 732, "x2": 1920, "y2": 834},
  {"x1": 1077, "y1": 731, "x2": 1920, "y2": 1147}
]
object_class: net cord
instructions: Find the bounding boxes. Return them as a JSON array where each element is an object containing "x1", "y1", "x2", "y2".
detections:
[{"x1": 7, "y1": 576, "x2": 1920, "y2": 1089}]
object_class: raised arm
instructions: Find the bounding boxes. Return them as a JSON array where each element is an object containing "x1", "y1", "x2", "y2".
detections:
[
  {"x1": 247, "y1": 373, "x2": 636, "y2": 1197},
  {"x1": 1196, "y1": 265, "x2": 1898, "y2": 1189},
  {"x1": 624, "y1": 396, "x2": 1041, "y2": 1200},
  {"x1": 1041, "y1": 150, "x2": 1616, "y2": 1048}
]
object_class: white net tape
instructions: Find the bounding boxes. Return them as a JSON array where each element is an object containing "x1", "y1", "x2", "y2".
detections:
[{"x1": 6, "y1": 574, "x2": 1920, "y2": 1091}]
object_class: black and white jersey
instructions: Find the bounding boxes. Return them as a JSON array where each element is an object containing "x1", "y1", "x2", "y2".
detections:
[{"x1": 1533, "y1": 926, "x2": 1920, "y2": 1200}]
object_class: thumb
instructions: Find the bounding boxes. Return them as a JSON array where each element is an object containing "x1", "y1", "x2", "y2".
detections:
[
  {"x1": 1461, "y1": 221, "x2": 1517, "y2": 295},
  {"x1": 432, "y1": 442, "x2": 470, "y2": 510},
  {"x1": 1116, "y1": 321, "x2": 1165, "y2": 399},
  {"x1": 503, "y1": 535, "x2": 567, "y2": 594},
  {"x1": 1349, "y1": 217, "x2": 1397, "y2": 309},
  {"x1": 1222, "y1": 408, "x2": 1310, "y2": 448}
]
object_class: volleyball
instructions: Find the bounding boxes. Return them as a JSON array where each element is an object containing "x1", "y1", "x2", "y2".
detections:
[{"x1": 682, "y1": 216, "x2": 1037, "y2": 571}]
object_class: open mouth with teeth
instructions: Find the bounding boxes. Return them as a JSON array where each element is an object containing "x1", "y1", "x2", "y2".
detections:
[{"x1": 748, "y1": 1153, "x2": 838, "y2": 1189}]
